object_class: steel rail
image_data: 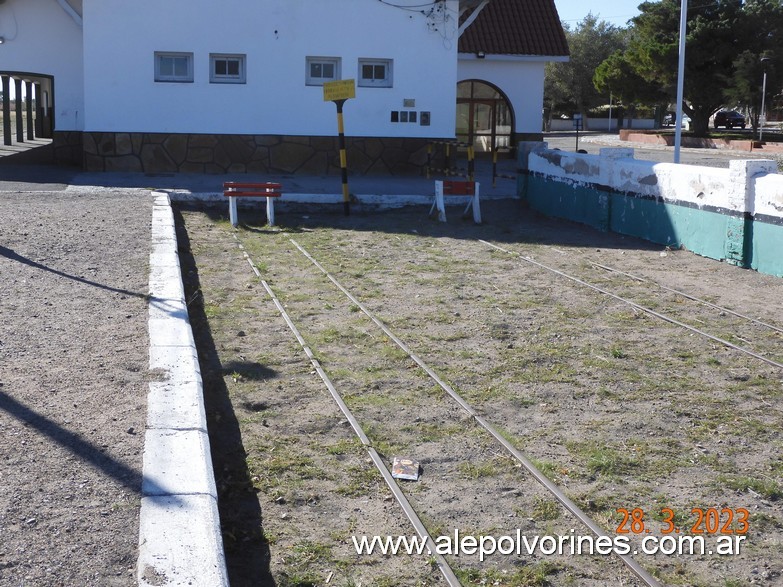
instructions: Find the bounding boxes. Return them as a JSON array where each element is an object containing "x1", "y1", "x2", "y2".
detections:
[
  {"x1": 289, "y1": 238, "x2": 662, "y2": 587},
  {"x1": 233, "y1": 236, "x2": 462, "y2": 587},
  {"x1": 481, "y1": 240, "x2": 783, "y2": 371},
  {"x1": 589, "y1": 261, "x2": 783, "y2": 335}
]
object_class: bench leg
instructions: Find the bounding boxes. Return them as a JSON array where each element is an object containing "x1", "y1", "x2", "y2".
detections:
[
  {"x1": 266, "y1": 196, "x2": 275, "y2": 227},
  {"x1": 462, "y1": 198, "x2": 473, "y2": 219},
  {"x1": 228, "y1": 196, "x2": 239, "y2": 227}
]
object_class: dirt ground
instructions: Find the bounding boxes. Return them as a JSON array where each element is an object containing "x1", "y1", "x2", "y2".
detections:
[
  {"x1": 178, "y1": 198, "x2": 783, "y2": 587},
  {"x1": 0, "y1": 189, "x2": 151, "y2": 586}
]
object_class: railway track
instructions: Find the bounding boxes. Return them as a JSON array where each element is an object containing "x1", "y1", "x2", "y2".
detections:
[
  {"x1": 479, "y1": 240, "x2": 783, "y2": 371},
  {"x1": 232, "y1": 232, "x2": 657, "y2": 586},
  {"x1": 180, "y1": 204, "x2": 783, "y2": 586}
]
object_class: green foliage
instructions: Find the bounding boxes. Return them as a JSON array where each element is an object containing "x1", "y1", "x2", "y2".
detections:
[
  {"x1": 593, "y1": 49, "x2": 669, "y2": 113},
  {"x1": 598, "y1": 0, "x2": 783, "y2": 135},
  {"x1": 545, "y1": 14, "x2": 626, "y2": 121}
]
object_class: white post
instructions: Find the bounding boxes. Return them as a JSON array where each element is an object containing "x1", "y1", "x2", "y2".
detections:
[
  {"x1": 471, "y1": 183, "x2": 481, "y2": 224},
  {"x1": 434, "y1": 181, "x2": 446, "y2": 222},
  {"x1": 674, "y1": 0, "x2": 688, "y2": 164},
  {"x1": 608, "y1": 93, "x2": 613, "y2": 132},
  {"x1": 228, "y1": 196, "x2": 238, "y2": 227},
  {"x1": 266, "y1": 197, "x2": 276, "y2": 226},
  {"x1": 760, "y1": 70, "x2": 768, "y2": 142}
]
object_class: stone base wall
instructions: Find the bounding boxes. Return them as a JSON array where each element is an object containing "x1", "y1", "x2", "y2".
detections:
[
  {"x1": 80, "y1": 132, "x2": 451, "y2": 176},
  {"x1": 53, "y1": 131, "x2": 84, "y2": 167}
]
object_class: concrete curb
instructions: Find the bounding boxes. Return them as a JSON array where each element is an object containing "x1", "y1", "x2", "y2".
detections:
[
  {"x1": 137, "y1": 191, "x2": 229, "y2": 587},
  {"x1": 134, "y1": 188, "x2": 519, "y2": 586}
]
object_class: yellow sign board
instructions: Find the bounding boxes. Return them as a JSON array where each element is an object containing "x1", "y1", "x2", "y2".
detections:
[{"x1": 323, "y1": 79, "x2": 356, "y2": 102}]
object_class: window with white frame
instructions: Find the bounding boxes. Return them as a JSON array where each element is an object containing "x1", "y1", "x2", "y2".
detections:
[
  {"x1": 306, "y1": 56, "x2": 340, "y2": 86},
  {"x1": 155, "y1": 52, "x2": 194, "y2": 83},
  {"x1": 358, "y1": 58, "x2": 392, "y2": 88},
  {"x1": 210, "y1": 54, "x2": 246, "y2": 84}
]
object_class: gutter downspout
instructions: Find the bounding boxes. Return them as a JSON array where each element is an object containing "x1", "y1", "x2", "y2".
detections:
[
  {"x1": 56, "y1": 0, "x2": 83, "y2": 27},
  {"x1": 458, "y1": 0, "x2": 489, "y2": 37}
]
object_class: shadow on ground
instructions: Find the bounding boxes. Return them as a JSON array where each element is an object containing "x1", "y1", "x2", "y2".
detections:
[
  {"x1": 174, "y1": 209, "x2": 276, "y2": 587},
  {"x1": 178, "y1": 198, "x2": 662, "y2": 254}
]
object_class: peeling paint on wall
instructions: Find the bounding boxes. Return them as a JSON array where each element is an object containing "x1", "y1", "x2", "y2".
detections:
[{"x1": 520, "y1": 144, "x2": 783, "y2": 277}]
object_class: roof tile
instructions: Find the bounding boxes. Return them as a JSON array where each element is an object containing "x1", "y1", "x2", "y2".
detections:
[{"x1": 459, "y1": 0, "x2": 569, "y2": 57}]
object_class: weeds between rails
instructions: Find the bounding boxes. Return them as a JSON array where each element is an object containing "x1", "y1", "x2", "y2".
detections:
[
  {"x1": 180, "y1": 205, "x2": 783, "y2": 587},
  {"x1": 480, "y1": 240, "x2": 783, "y2": 372},
  {"x1": 232, "y1": 231, "x2": 658, "y2": 586}
]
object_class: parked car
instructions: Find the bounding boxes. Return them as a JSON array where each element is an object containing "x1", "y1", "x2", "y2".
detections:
[
  {"x1": 714, "y1": 110, "x2": 746, "y2": 129},
  {"x1": 663, "y1": 112, "x2": 691, "y2": 128}
]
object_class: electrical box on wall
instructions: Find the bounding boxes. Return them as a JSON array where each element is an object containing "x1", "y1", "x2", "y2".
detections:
[{"x1": 390, "y1": 111, "x2": 430, "y2": 125}]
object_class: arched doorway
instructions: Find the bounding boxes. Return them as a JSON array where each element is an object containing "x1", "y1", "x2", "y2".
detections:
[{"x1": 456, "y1": 80, "x2": 514, "y2": 154}]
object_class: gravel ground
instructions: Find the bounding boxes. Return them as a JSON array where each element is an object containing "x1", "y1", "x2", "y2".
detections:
[
  {"x1": 0, "y1": 187, "x2": 152, "y2": 586},
  {"x1": 179, "y1": 199, "x2": 783, "y2": 587},
  {"x1": 1, "y1": 135, "x2": 781, "y2": 586}
]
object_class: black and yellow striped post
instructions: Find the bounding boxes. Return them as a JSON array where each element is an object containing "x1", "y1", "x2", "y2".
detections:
[
  {"x1": 335, "y1": 99, "x2": 350, "y2": 216},
  {"x1": 323, "y1": 79, "x2": 356, "y2": 217}
]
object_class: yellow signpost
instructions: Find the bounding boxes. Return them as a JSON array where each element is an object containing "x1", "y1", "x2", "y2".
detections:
[
  {"x1": 323, "y1": 79, "x2": 355, "y2": 216},
  {"x1": 323, "y1": 79, "x2": 356, "y2": 103}
]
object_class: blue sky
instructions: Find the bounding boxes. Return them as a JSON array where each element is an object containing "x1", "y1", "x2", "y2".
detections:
[{"x1": 554, "y1": 0, "x2": 642, "y2": 28}]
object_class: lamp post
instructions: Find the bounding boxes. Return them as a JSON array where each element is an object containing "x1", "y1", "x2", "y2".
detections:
[
  {"x1": 674, "y1": 0, "x2": 688, "y2": 163},
  {"x1": 760, "y1": 57, "x2": 771, "y2": 142}
]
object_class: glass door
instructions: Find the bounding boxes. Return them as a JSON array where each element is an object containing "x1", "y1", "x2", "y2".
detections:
[{"x1": 455, "y1": 80, "x2": 514, "y2": 154}]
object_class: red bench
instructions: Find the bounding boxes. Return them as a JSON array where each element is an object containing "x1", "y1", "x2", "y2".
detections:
[
  {"x1": 223, "y1": 182, "x2": 282, "y2": 227},
  {"x1": 431, "y1": 180, "x2": 481, "y2": 223}
]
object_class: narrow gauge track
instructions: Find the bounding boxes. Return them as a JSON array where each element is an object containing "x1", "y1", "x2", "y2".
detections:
[
  {"x1": 480, "y1": 240, "x2": 783, "y2": 372},
  {"x1": 588, "y1": 262, "x2": 783, "y2": 337},
  {"x1": 234, "y1": 235, "x2": 461, "y2": 587},
  {"x1": 232, "y1": 233, "x2": 660, "y2": 586},
  {"x1": 223, "y1": 216, "x2": 783, "y2": 587},
  {"x1": 184, "y1": 193, "x2": 780, "y2": 584}
]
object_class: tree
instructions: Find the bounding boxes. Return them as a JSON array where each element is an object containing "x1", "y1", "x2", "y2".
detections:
[
  {"x1": 544, "y1": 14, "x2": 626, "y2": 128},
  {"x1": 720, "y1": 0, "x2": 783, "y2": 132},
  {"x1": 594, "y1": 50, "x2": 670, "y2": 127},
  {"x1": 614, "y1": 0, "x2": 783, "y2": 136}
]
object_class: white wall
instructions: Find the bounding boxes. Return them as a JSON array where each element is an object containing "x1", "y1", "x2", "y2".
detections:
[
  {"x1": 0, "y1": 0, "x2": 84, "y2": 131},
  {"x1": 83, "y1": 0, "x2": 458, "y2": 137},
  {"x1": 753, "y1": 169, "x2": 783, "y2": 218},
  {"x1": 458, "y1": 56, "x2": 547, "y2": 135},
  {"x1": 528, "y1": 146, "x2": 783, "y2": 219},
  {"x1": 548, "y1": 118, "x2": 656, "y2": 132}
]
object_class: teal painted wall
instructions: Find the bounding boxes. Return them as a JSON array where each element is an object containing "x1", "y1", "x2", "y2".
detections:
[
  {"x1": 525, "y1": 174, "x2": 783, "y2": 278},
  {"x1": 609, "y1": 194, "x2": 730, "y2": 262},
  {"x1": 749, "y1": 220, "x2": 783, "y2": 277},
  {"x1": 527, "y1": 176, "x2": 609, "y2": 231}
]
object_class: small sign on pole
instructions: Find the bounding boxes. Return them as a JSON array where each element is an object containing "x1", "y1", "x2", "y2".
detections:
[
  {"x1": 573, "y1": 114, "x2": 583, "y2": 151},
  {"x1": 323, "y1": 79, "x2": 356, "y2": 103},
  {"x1": 323, "y1": 79, "x2": 356, "y2": 216}
]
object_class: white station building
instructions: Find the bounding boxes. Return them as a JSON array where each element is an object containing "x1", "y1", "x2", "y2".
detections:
[{"x1": 0, "y1": 0, "x2": 568, "y2": 174}]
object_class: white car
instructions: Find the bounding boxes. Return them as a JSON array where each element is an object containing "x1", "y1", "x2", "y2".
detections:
[{"x1": 663, "y1": 113, "x2": 691, "y2": 129}]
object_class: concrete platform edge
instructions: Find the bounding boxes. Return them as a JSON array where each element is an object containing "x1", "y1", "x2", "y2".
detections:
[{"x1": 137, "y1": 191, "x2": 229, "y2": 587}]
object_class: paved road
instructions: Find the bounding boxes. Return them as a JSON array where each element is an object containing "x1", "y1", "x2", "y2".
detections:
[{"x1": 544, "y1": 131, "x2": 781, "y2": 168}]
